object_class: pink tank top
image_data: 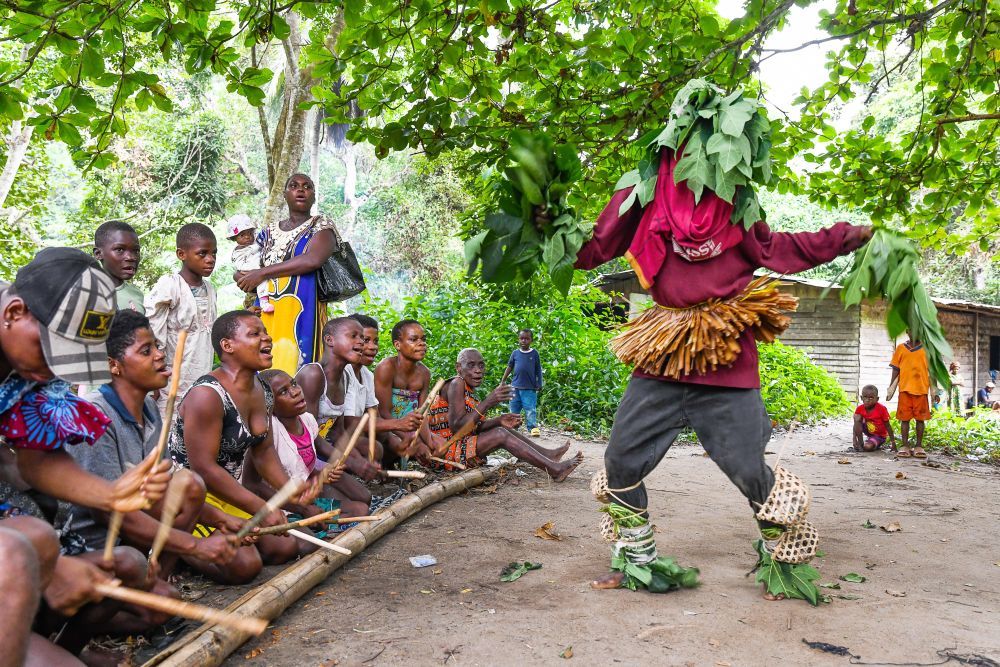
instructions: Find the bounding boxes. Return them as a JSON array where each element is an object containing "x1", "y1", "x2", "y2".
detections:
[{"x1": 290, "y1": 418, "x2": 317, "y2": 471}]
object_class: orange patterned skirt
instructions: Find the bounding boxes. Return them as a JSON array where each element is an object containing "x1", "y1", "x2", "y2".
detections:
[{"x1": 427, "y1": 379, "x2": 479, "y2": 471}]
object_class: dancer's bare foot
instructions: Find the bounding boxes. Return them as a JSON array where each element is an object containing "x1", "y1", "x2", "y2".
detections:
[
  {"x1": 551, "y1": 439, "x2": 571, "y2": 460},
  {"x1": 551, "y1": 451, "x2": 584, "y2": 483},
  {"x1": 591, "y1": 571, "x2": 625, "y2": 589},
  {"x1": 762, "y1": 587, "x2": 786, "y2": 601}
]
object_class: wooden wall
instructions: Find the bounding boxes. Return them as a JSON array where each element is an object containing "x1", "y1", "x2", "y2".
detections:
[{"x1": 779, "y1": 283, "x2": 861, "y2": 396}]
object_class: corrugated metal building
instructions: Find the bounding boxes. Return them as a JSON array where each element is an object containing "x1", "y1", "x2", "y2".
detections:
[{"x1": 595, "y1": 270, "x2": 1000, "y2": 406}]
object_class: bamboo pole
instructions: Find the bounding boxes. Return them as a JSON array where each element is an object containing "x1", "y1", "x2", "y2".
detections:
[
  {"x1": 104, "y1": 330, "x2": 188, "y2": 564},
  {"x1": 337, "y1": 515, "x2": 381, "y2": 524},
  {"x1": 94, "y1": 583, "x2": 267, "y2": 635},
  {"x1": 142, "y1": 464, "x2": 502, "y2": 667},
  {"x1": 252, "y1": 509, "x2": 341, "y2": 536}
]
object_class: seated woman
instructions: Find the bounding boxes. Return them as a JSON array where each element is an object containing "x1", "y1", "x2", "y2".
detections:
[
  {"x1": 71, "y1": 310, "x2": 257, "y2": 584},
  {"x1": 373, "y1": 319, "x2": 445, "y2": 466},
  {"x1": 250, "y1": 369, "x2": 368, "y2": 518},
  {"x1": 168, "y1": 311, "x2": 320, "y2": 566},
  {"x1": 428, "y1": 348, "x2": 581, "y2": 481}
]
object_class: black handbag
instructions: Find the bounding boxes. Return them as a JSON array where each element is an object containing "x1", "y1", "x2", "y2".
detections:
[{"x1": 316, "y1": 225, "x2": 366, "y2": 303}]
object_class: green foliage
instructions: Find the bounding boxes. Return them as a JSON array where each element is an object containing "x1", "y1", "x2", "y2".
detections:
[
  {"x1": 900, "y1": 411, "x2": 1000, "y2": 464},
  {"x1": 465, "y1": 131, "x2": 590, "y2": 295},
  {"x1": 752, "y1": 539, "x2": 823, "y2": 606},
  {"x1": 364, "y1": 278, "x2": 850, "y2": 436},
  {"x1": 836, "y1": 229, "x2": 952, "y2": 388},
  {"x1": 356, "y1": 156, "x2": 471, "y2": 294},
  {"x1": 759, "y1": 341, "x2": 850, "y2": 425},
  {"x1": 327, "y1": 0, "x2": 1000, "y2": 253},
  {"x1": 364, "y1": 278, "x2": 630, "y2": 437},
  {"x1": 616, "y1": 79, "x2": 772, "y2": 228},
  {"x1": 610, "y1": 554, "x2": 701, "y2": 594},
  {"x1": 0, "y1": 0, "x2": 295, "y2": 167}
]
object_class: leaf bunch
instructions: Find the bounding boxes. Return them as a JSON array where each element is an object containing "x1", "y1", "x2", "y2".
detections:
[
  {"x1": 609, "y1": 554, "x2": 701, "y2": 594},
  {"x1": 837, "y1": 228, "x2": 952, "y2": 389},
  {"x1": 752, "y1": 539, "x2": 823, "y2": 606},
  {"x1": 465, "y1": 131, "x2": 591, "y2": 295},
  {"x1": 615, "y1": 78, "x2": 774, "y2": 229}
]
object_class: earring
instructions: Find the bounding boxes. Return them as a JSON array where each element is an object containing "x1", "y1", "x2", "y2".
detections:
[{"x1": 3, "y1": 322, "x2": 10, "y2": 329}]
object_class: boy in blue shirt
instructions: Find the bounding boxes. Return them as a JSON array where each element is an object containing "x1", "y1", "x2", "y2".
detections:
[{"x1": 501, "y1": 329, "x2": 543, "y2": 436}]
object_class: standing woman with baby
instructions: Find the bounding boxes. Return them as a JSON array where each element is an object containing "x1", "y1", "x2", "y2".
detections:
[{"x1": 235, "y1": 174, "x2": 341, "y2": 374}]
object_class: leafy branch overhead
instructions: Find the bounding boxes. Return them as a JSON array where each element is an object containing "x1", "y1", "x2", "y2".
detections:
[
  {"x1": 614, "y1": 79, "x2": 773, "y2": 229},
  {"x1": 465, "y1": 132, "x2": 591, "y2": 295}
]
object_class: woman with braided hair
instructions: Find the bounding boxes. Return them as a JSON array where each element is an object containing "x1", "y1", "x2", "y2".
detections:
[{"x1": 578, "y1": 149, "x2": 872, "y2": 600}]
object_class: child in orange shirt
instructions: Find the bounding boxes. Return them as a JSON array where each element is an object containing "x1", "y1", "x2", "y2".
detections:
[{"x1": 889, "y1": 332, "x2": 930, "y2": 459}]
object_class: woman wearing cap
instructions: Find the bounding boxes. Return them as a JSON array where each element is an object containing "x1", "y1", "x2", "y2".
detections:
[
  {"x1": 0, "y1": 247, "x2": 174, "y2": 663},
  {"x1": 235, "y1": 173, "x2": 343, "y2": 375}
]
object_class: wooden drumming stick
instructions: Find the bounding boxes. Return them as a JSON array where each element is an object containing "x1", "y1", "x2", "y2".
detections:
[
  {"x1": 428, "y1": 456, "x2": 466, "y2": 470},
  {"x1": 441, "y1": 417, "x2": 478, "y2": 450},
  {"x1": 252, "y1": 509, "x2": 341, "y2": 536},
  {"x1": 401, "y1": 378, "x2": 446, "y2": 451},
  {"x1": 367, "y1": 407, "x2": 377, "y2": 464},
  {"x1": 93, "y1": 582, "x2": 267, "y2": 635},
  {"x1": 383, "y1": 470, "x2": 426, "y2": 479},
  {"x1": 288, "y1": 529, "x2": 352, "y2": 555},
  {"x1": 148, "y1": 469, "x2": 194, "y2": 567},
  {"x1": 320, "y1": 411, "x2": 369, "y2": 480},
  {"x1": 236, "y1": 477, "x2": 304, "y2": 539},
  {"x1": 104, "y1": 329, "x2": 189, "y2": 564}
]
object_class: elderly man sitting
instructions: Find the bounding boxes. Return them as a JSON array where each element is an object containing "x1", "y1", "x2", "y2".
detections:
[{"x1": 425, "y1": 348, "x2": 583, "y2": 481}]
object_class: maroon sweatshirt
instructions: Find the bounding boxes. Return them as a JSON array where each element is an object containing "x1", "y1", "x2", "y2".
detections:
[{"x1": 576, "y1": 187, "x2": 869, "y2": 389}]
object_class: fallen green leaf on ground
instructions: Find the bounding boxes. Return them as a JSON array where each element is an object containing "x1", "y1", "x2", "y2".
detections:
[
  {"x1": 500, "y1": 561, "x2": 542, "y2": 582},
  {"x1": 819, "y1": 582, "x2": 841, "y2": 589},
  {"x1": 839, "y1": 573, "x2": 866, "y2": 583},
  {"x1": 863, "y1": 519, "x2": 876, "y2": 528}
]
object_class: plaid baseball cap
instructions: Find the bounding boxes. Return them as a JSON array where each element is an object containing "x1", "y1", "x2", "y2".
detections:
[
  {"x1": 226, "y1": 214, "x2": 256, "y2": 239},
  {"x1": 13, "y1": 247, "x2": 116, "y2": 384}
]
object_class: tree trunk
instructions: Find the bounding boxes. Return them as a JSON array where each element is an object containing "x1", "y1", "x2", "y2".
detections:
[
  {"x1": 260, "y1": 9, "x2": 345, "y2": 229},
  {"x1": 0, "y1": 121, "x2": 33, "y2": 212},
  {"x1": 342, "y1": 142, "x2": 357, "y2": 209},
  {"x1": 309, "y1": 108, "x2": 322, "y2": 213}
]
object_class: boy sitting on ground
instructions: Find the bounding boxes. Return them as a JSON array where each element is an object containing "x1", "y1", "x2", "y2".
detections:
[
  {"x1": 853, "y1": 385, "x2": 896, "y2": 452},
  {"x1": 427, "y1": 348, "x2": 581, "y2": 481},
  {"x1": 71, "y1": 310, "x2": 255, "y2": 584},
  {"x1": 252, "y1": 369, "x2": 367, "y2": 518}
]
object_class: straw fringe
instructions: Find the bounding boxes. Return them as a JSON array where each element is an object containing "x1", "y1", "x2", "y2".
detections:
[{"x1": 609, "y1": 277, "x2": 798, "y2": 379}]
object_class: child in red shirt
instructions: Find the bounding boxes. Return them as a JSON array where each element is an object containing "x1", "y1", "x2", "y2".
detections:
[{"x1": 853, "y1": 385, "x2": 896, "y2": 452}]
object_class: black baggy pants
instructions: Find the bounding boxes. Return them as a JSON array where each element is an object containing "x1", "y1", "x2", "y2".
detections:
[{"x1": 604, "y1": 377, "x2": 776, "y2": 513}]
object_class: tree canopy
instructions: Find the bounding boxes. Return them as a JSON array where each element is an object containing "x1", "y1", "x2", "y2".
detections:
[{"x1": 1, "y1": 0, "x2": 997, "y2": 256}]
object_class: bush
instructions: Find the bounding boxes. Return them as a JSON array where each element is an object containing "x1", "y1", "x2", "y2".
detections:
[
  {"x1": 364, "y1": 281, "x2": 851, "y2": 437},
  {"x1": 759, "y1": 341, "x2": 851, "y2": 425},
  {"x1": 903, "y1": 410, "x2": 1000, "y2": 463}
]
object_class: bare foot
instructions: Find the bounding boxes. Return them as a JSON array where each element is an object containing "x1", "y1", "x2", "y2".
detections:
[
  {"x1": 591, "y1": 571, "x2": 625, "y2": 589},
  {"x1": 762, "y1": 587, "x2": 786, "y2": 601},
  {"x1": 551, "y1": 439, "x2": 571, "y2": 460},
  {"x1": 551, "y1": 451, "x2": 584, "y2": 483}
]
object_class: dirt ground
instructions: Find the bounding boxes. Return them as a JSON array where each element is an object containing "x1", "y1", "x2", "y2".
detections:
[{"x1": 218, "y1": 420, "x2": 999, "y2": 667}]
